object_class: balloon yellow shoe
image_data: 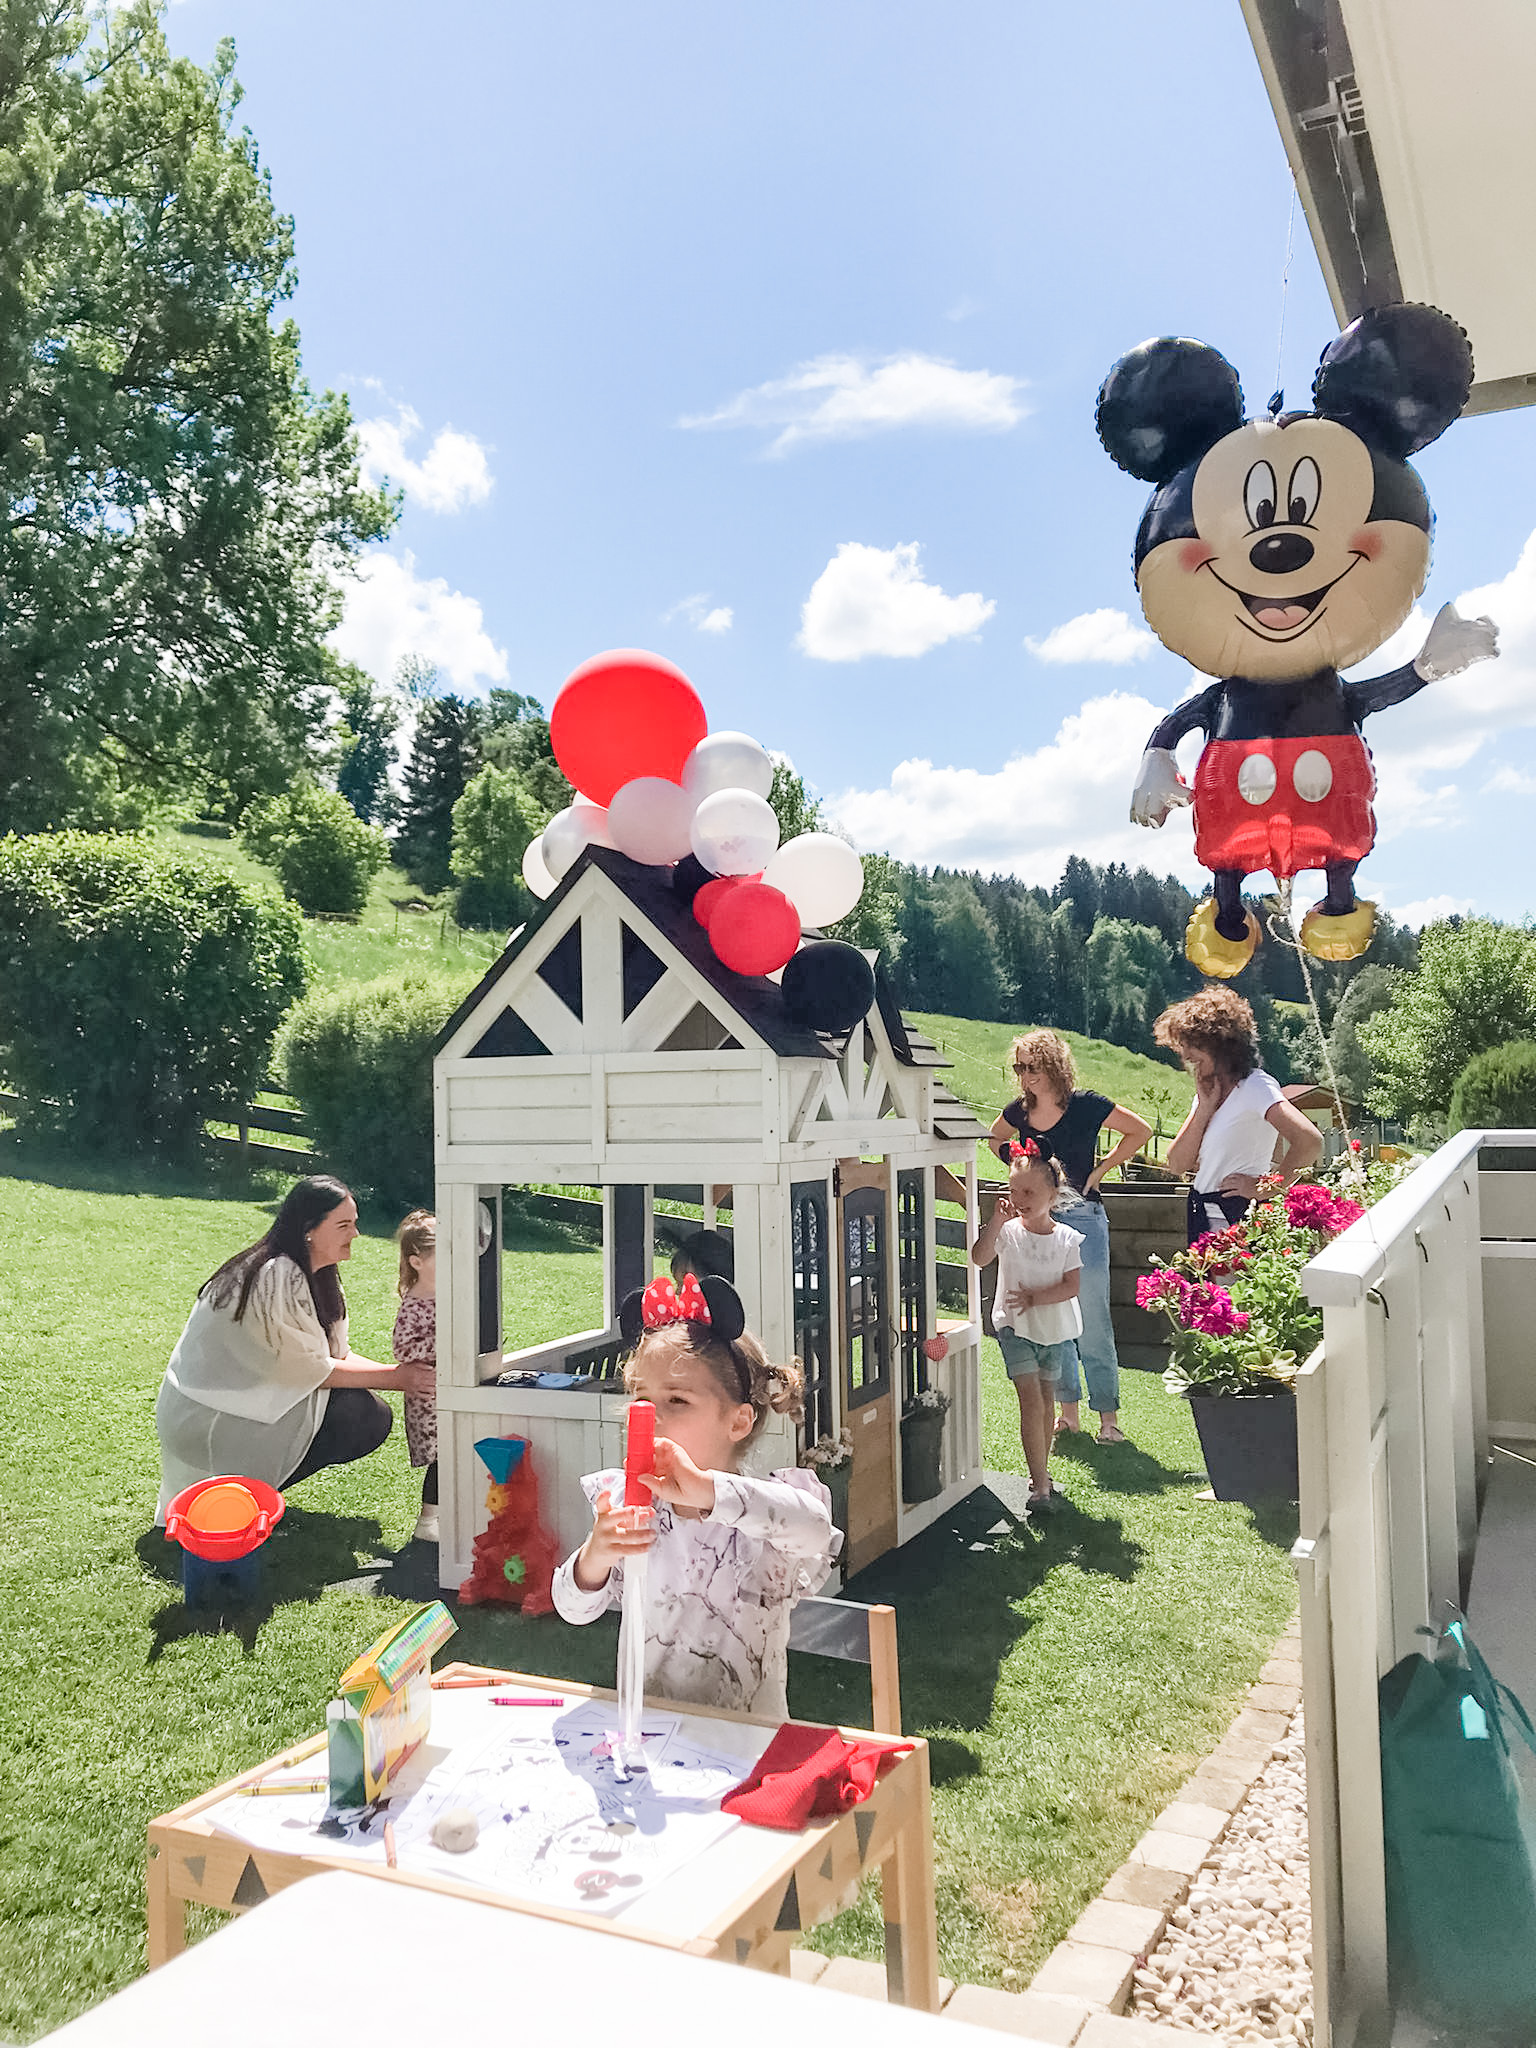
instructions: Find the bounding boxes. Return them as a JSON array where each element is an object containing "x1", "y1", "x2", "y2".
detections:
[
  {"x1": 1299, "y1": 898, "x2": 1376, "y2": 962},
  {"x1": 1185, "y1": 898, "x2": 1261, "y2": 979}
]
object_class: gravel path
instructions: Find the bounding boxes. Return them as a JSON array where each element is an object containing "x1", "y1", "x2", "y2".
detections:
[{"x1": 1131, "y1": 1710, "x2": 1313, "y2": 2042}]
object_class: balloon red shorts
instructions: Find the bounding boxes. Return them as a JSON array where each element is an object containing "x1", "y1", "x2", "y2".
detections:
[{"x1": 1192, "y1": 733, "x2": 1376, "y2": 880}]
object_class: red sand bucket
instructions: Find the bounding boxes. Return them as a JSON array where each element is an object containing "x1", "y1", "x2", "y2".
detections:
[{"x1": 165, "y1": 1476, "x2": 285, "y2": 1561}]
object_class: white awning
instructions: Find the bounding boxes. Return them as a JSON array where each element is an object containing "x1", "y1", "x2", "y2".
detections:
[{"x1": 1241, "y1": 0, "x2": 1536, "y2": 415}]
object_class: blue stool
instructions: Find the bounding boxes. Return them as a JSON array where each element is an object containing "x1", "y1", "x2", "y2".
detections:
[{"x1": 181, "y1": 1546, "x2": 266, "y2": 1608}]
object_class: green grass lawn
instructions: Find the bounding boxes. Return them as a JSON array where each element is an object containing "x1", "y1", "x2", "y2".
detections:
[{"x1": 0, "y1": 1145, "x2": 1296, "y2": 2038}]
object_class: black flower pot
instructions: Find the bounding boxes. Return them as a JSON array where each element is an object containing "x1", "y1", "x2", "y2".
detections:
[
  {"x1": 901, "y1": 1408, "x2": 946, "y2": 1504},
  {"x1": 1187, "y1": 1390, "x2": 1299, "y2": 1503}
]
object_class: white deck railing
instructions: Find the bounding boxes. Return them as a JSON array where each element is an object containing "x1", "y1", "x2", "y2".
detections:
[{"x1": 1294, "y1": 1129, "x2": 1536, "y2": 2047}]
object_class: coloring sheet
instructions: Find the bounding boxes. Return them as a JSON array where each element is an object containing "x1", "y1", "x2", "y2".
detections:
[{"x1": 203, "y1": 1699, "x2": 757, "y2": 1917}]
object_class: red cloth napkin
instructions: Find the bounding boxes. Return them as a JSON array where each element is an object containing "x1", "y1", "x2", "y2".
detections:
[{"x1": 721, "y1": 1721, "x2": 914, "y2": 1831}]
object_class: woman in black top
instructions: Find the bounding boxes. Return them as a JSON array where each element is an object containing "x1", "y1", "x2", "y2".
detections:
[{"x1": 989, "y1": 1030, "x2": 1152, "y2": 1442}]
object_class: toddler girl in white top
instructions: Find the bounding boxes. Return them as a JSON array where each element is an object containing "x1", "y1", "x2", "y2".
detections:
[
  {"x1": 971, "y1": 1143, "x2": 1083, "y2": 1511},
  {"x1": 552, "y1": 1273, "x2": 840, "y2": 1720}
]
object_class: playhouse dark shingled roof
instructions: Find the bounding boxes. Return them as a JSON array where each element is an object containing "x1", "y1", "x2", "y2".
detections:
[{"x1": 433, "y1": 847, "x2": 988, "y2": 1146}]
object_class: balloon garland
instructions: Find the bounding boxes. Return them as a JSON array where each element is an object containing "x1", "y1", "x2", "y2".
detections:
[{"x1": 526, "y1": 648, "x2": 873, "y2": 1030}]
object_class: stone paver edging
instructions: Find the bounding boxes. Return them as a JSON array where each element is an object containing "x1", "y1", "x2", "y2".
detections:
[{"x1": 791, "y1": 1611, "x2": 1305, "y2": 2044}]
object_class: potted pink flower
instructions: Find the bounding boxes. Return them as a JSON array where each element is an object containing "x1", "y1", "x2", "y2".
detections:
[{"x1": 1136, "y1": 1176, "x2": 1366, "y2": 1502}]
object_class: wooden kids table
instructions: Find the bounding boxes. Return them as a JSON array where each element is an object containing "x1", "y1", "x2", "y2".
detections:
[{"x1": 146, "y1": 1660, "x2": 942, "y2": 2009}]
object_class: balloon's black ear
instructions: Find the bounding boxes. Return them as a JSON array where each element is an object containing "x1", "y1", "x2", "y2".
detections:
[
  {"x1": 698, "y1": 1274, "x2": 746, "y2": 1344},
  {"x1": 1096, "y1": 338, "x2": 1245, "y2": 483},
  {"x1": 619, "y1": 1289, "x2": 646, "y2": 1350},
  {"x1": 1312, "y1": 304, "x2": 1473, "y2": 458}
]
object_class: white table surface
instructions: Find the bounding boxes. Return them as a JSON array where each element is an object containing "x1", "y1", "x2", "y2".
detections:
[
  {"x1": 44, "y1": 1872, "x2": 1048, "y2": 2045},
  {"x1": 197, "y1": 1688, "x2": 815, "y2": 1939}
]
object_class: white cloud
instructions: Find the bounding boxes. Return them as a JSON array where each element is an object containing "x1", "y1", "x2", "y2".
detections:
[
  {"x1": 330, "y1": 551, "x2": 508, "y2": 694},
  {"x1": 356, "y1": 406, "x2": 493, "y2": 514},
  {"x1": 944, "y1": 296, "x2": 982, "y2": 323},
  {"x1": 665, "y1": 593, "x2": 734, "y2": 635},
  {"x1": 682, "y1": 352, "x2": 1025, "y2": 456},
  {"x1": 1391, "y1": 895, "x2": 1475, "y2": 930},
  {"x1": 1025, "y1": 607, "x2": 1157, "y2": 666},
  {"x1": 817, "y1": 527, "x2": 1536, "y2": 894},
  {"x1": 826, "y1": 690, "x2": 1208, "y2": 883},
  {"x1": 798, "y1": 542, "x2": 995, "y2": 663}
]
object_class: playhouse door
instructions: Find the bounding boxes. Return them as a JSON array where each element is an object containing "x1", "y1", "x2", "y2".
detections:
[{"x1": 838, "y1": 1162, "x2": 898, "y2": 1575}]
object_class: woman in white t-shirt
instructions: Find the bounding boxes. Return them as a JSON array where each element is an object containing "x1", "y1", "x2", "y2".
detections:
[
  {"x1": 971, "y1": 1143, "x2": 1082, "y2": 1512},
  {"x1": 1154, "y1": 989, "x2": 1324, "y2": 1245}
]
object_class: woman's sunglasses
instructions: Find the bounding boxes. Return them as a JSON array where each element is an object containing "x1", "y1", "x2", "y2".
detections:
[{"x1": 1013, "y1": 1061, "x2": 1037, "y2": 1073}]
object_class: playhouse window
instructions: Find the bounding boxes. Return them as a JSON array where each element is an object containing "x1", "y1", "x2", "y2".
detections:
[
  {"x1": 897, "y1": 1168, "x2": 928, "y2": 1403},
  {"x1": 842, "y1": 1187, "x2": 890, "y2": 1409},
  {"x1": 792, "y1": 1180, "x2": 833, "y2": 1444}
]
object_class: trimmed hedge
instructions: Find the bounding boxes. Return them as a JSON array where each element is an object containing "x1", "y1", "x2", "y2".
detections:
[
  {"x1": 242, "y1": 785, "x2": 390, "y2": 917},
  {"x1": 275, "y1": 971, "x2": 474, "y2": 1209},
  {"x1": 1450, "y1": 1040, "x2": 1536, "y2": 1133},
  {"x1": 0, "y1": 832, "x2": 306, "y2": 1153}
]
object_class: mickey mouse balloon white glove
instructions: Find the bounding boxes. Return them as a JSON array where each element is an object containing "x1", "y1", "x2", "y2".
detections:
[
  {"x1": 1130, "y1": 748, "x2": 1193, "y2": 828},
  {"x1": 1414, "y1": 601, "x2": 1499, "y2": 683}
]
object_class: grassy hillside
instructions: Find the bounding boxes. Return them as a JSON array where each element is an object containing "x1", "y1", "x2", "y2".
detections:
[
  {"x1": 152, "y1": 828, "x2": 502, "y2": 994},
  {"x1": 906, "y1": 1012, "x2": 1192, "y2": 1174},
  {"x1": 148, "y1": 833, "x2": 1196, "y2": 1173}
]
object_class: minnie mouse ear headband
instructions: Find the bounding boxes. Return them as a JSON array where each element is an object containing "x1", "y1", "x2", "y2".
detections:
[
  {"x1": 1000, "y1": 1137, "x2": 1042, "y2": 1163},
  {"x1": 618, "y1": 1273, "x2": 752, "y2": 1399}
]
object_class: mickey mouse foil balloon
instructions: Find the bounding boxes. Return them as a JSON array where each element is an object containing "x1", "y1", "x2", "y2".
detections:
[{"x1": 1096, "y1": 304, "x2": 1498, "y2": 978}]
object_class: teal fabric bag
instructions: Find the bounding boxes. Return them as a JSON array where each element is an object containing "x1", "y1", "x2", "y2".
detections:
[{"x1": 1378, "y1": 1617, "x2": 1536, "y2": 2028}]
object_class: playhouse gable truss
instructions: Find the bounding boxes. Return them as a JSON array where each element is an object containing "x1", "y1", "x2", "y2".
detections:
[{"x1": 435, "y1": 860, "x2": 834, "y2": 1185}]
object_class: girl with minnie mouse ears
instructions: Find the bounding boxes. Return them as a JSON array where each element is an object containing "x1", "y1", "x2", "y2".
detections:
[{"x1": 551, "y1": 1272, "x2": 843, "y2": 1719}]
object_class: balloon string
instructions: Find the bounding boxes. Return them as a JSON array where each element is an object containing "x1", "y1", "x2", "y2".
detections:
[
  {"x1": 1274, "y1": 179, "x2": 1298, "y2": 406},
  {"x1": 1264, "y1": 882, "x2": 1367, "y2": 1192}
]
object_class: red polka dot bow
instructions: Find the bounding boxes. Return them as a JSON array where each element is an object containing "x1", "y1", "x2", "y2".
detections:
[
  {"x1": 640, "y1": 1274, "x2": 712, "y2": 1330},
  {"x1": 1005, "y1": 1138, "x2": 1041, "y2": 1162}
]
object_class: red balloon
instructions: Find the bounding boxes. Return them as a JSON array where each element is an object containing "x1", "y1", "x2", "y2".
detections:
[
  {"x1": 693, "y1": 872, "x2": 760, "y2": 929},
  {"x1": 550, "y1": 650, "x2": 707, "y2": 807},
  {"x1": 708, "y1": 883, "x2": 801, "y2": 977}
]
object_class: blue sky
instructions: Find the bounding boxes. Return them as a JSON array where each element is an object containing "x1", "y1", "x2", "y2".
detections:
[{"x1": 168, "y1": 0, "x2": 1536, "y2": 926}]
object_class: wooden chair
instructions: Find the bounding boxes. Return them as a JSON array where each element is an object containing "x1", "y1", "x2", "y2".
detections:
[{"x1": 789, "y1": 1595, "x2": 902, "y2": 1734}]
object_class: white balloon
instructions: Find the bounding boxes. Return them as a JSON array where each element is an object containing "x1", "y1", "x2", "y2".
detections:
[
  {"x1": 689, "y1": 787, "x2": 781, "y2": 877},
  {"x1": 541, "y1": 799, "x2": 612, "y2": 881},
  {"x1": 521, "y1": 835, "x2": 557, "y2": 900},
  {"x1": 682, "y1": 731, "x2": 774, "y2": 803},
  {"x1": 606, "y1": 776, "x2": 697, "y2": 866},
  {"x1": 763, "y1": 832, "x2": 865, "y2": 927}
]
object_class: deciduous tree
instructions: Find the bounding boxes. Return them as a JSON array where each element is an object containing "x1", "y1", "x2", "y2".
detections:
[{"x1": 0, "y1": 2, "x2": 395, "y2": 831}]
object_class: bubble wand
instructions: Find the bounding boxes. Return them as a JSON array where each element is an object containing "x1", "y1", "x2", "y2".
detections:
[{"x1": 615, "y1": 1398, "x2": 654, "y2": 1775}]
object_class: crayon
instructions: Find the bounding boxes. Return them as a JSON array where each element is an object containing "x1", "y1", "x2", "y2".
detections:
[
  {"x1": 384, "y1": 1820, "x2": 398, "y2": 1868},
  {"x1": 239, "y1": 1779, "x2": 328, "y2": 1796},
  {"x1": 491, "y1": 1696, "x2": 564, "y2": 1707}
]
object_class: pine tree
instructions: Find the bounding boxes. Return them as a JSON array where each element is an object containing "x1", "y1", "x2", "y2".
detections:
[
  {"x1": 335, "y1": 669, "x2": 402, "y2": 825},
  {"x1": 395, "y1": 696, "x2": 483, "y2": 894}
]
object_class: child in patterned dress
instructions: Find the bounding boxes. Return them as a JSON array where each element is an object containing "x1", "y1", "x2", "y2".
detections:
[
  {"x1": 552, "y1": 1275, "x2": 840, "y2": 1720},
  {"x1": 392, "y1": 1210, "x2": 438, "y2": 1544}
]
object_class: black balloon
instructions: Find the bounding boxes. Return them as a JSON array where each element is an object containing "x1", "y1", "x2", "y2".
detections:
[
  {"x1": 1095, "y1": 336, "x2": 1245, "y2": 484},
  {"x1": 1312, "y1": 303, "x2": 1473, "y2": 460},
  {"x1": 671, "y1": 853, "x2": 712, "y2": 906},
  {"x1": 781, "y1": 941, "x2": 875, "y2": 1035}
]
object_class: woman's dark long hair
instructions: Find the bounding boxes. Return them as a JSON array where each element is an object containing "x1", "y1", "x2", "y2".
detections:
[{"x1": 202, "y1": 1176, "x2": 353, "y2": 1334}]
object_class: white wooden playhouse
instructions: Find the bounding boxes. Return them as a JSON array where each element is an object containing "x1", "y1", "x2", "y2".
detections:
[{"x1": 431, "y1": 846, "x2": 992, "y2": 1591}]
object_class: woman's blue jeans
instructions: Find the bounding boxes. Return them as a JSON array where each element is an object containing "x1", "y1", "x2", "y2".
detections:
[{"x1": 1054, "y1": 1198, "x2": 1120, "y2": 1414}]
